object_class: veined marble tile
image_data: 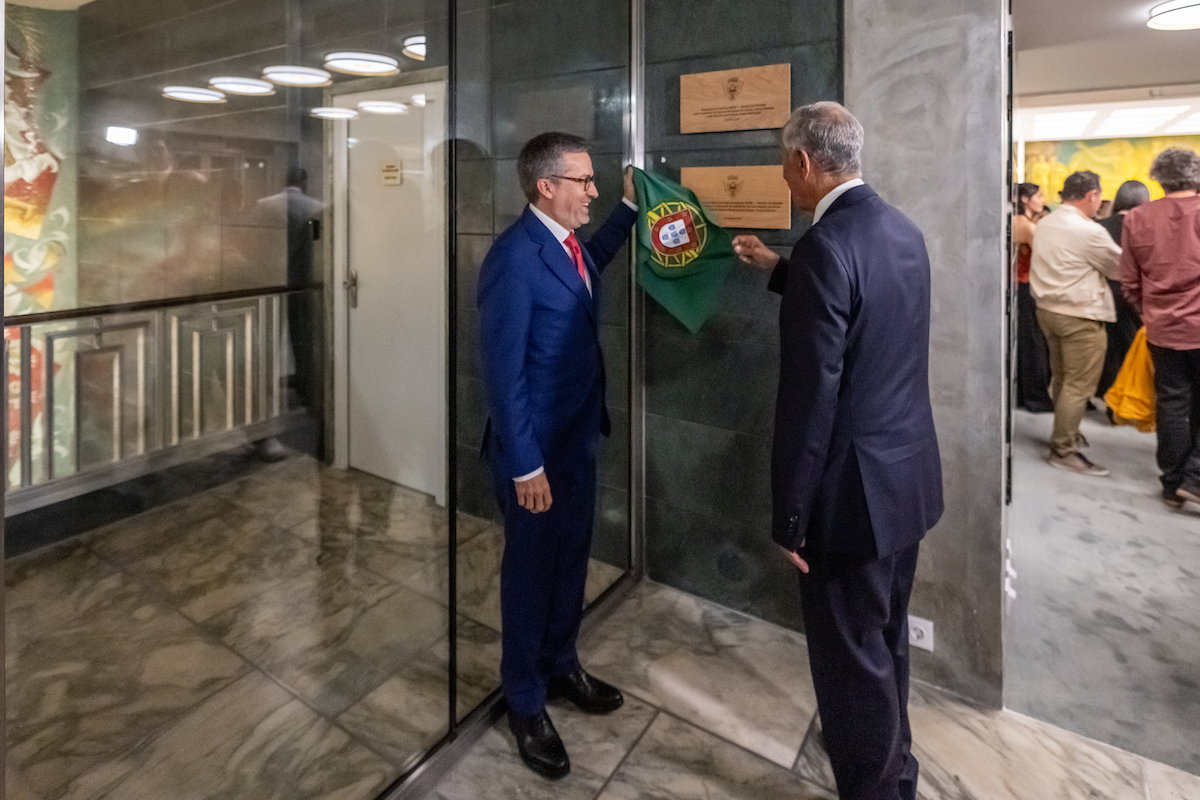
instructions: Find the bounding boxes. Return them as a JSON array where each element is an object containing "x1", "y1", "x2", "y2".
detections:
[
  {"x1": 74, "y1": 671, "x2": 393, "y2": 800},
  {"x1": 428, "y1": 726, "x2": 607, "y2": 800},
  {"x1": 792, "y1": 714, "x2": 836, "y2": 792},
  {"x1": 207, "y1": 575, "x2": 447, "y2": 716},
  {"x1": 598, "y1": 713, "x2": 835, "y2": 800},
  {"x1": 98, "y1": 514, "x2": 320, "y2": 622},
  {"x1": 909, "y1": 684, "x2": 1146, "y2": 800},
  {"x1": 1144, "y1": 758, "x2": 1200, "y2": 800},
  {"x1": 546, "y1": 695, "x2": 657, "y2": 779},
  {"x1": 404, "y1": 527, "x2": 504, "y2": 631},
  {"x1": 6, "y1": 760, "x2": 45, "y2": 800},
  {"x1": 429, "y1": 616, "x2": 503, "y2": 720},
  {"x1": 579, "y1": 581, "x2": 818, "y2": 767},
  {"x1": 585, "y1": 558, "x2": 626, "y2": 605},
  {"x1": 336, "y1": 651, "x2": 460, "y2": 769},
  {"x1": 7, "y1": 583, "x2": 248, "y2": 798}
]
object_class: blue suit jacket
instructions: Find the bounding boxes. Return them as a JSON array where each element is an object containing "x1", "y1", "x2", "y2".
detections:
[
  {"x1": 478, "y1": 203, "x2": 636, "y2": 480},
  {"x1": 770, "y1": 184, "x2": 943, "y2": 562}
]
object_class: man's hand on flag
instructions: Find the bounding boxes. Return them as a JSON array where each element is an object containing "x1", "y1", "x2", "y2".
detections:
[{"x1": 733, "y1": 234, "x2": 781, "y2": 270}]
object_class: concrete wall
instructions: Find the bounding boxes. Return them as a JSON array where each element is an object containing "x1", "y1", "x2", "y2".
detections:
[{"x1": 845, "y1": 0, "x2": 1008, "y2": 705}]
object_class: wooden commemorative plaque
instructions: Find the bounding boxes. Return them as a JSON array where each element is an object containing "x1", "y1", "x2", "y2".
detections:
[
  {"x1": 679, "y1": 64, "x2": 791, "y2": 134},
  {"x1": 680, "y1": 165, "x2": 792, "y2": 230}
]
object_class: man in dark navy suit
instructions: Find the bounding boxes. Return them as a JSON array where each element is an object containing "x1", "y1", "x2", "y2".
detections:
[
  {"x1": 735, "y1": 102, "x2": 944, "y2": 800},
  {"x1": 477, "y1": 132, "x2": 636, "y2": 779}
]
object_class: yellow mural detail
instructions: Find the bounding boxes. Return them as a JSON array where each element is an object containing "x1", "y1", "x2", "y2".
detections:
[{"x1": 1024, "y1": 136, "x2": 1200, "y2": 205}]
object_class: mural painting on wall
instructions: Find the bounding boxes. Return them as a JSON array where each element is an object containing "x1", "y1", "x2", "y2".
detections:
[
  {"x1": 4, "y1": 6, "x2": 79, "y2": 486},
  {"x1": 1025, "y1": 135, "x2": 1200, "y2": 206}
]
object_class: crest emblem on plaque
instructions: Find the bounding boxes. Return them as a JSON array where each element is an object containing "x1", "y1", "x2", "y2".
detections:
[
  {"x1": 724, "y1": 76, "x2": 743, "y2": 101},
  {"x1": 724, "y1": 175, "x2": 743, "y2": 198},
  {"x1": 647, "y1": 202, "x2": 708, "y2": 269}
]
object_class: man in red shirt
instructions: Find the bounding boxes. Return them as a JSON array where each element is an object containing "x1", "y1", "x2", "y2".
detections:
[{"x1": 1120, "y1": 148, "x2": 1200, "y2": 509}]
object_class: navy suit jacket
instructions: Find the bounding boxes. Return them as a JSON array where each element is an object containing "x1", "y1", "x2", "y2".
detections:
[
  {"x1": 770, "y1": 184, "x2": 943, "y2": 562},
  {"x1": 478, "y1": 203, "x2": 636, "y2": 480}
]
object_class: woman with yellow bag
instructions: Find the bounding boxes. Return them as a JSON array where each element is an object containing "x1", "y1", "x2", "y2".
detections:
[{"x1": 1105, "y1": 328, "x2": 1155, "y2": 434}]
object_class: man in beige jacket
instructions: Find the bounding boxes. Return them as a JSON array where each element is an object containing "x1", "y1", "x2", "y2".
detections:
[{"x1": 1030, "y1": 170, "x2": 1121, "y2": 476}]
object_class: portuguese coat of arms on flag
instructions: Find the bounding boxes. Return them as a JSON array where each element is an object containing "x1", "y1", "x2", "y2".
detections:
[{"x1": 632, "y1": 168, "x2": 736, "y2": 334}]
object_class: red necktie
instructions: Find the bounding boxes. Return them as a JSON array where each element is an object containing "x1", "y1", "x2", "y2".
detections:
[{"x1": 564, "y1": 232, "x2": 588, "y2": 286}]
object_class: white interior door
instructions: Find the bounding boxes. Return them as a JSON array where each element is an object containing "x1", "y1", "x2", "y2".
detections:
[{"x1": 337, "y1": 82, "x2": 447, "y2": 504}]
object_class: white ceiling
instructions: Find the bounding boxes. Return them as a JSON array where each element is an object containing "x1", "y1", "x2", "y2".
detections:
[
  {"x1": 1014, "y1": 0, "x2": 1200, "y2": 97},
  {"x1": 7, "y1": 0, "x2": 96, "y2": 8},
  {"x1": 1015, "y1": 96, "x2": 1200, "y2": 142}
]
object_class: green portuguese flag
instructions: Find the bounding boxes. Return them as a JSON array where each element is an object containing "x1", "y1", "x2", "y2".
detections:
[{"x1": 632, "y1": 168, "x2": 736, "y2": 334}]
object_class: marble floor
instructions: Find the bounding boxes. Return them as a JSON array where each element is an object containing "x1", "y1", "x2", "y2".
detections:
[
  {"x1": 5, "y1": 453, "x2": 625, "y2": 800},
  {"x1": 1008, "y1": 409, "x2": 1200, "y2": 773},
  {"x1": 428, "y1": 579, "x2": 1200, "y2": 800}
]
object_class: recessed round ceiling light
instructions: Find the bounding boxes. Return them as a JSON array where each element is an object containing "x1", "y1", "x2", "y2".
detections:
[
  {"x1": 410, "y1": 93, "x2": 427, "y2": 107},
  {"x1": 1148, "y1": 0, "x2": 1200, "y2": 30},
  {"x1": 311, "y1": 107, "x2": 359, "y2": 120},
  {"x1": 324, "y1": 51, "x2": 400, "y2": 76},
  {"x1": 262, "y1": 65, "x2": 333, "y2": 87},
  {"x1": 358, "y1": 100, "x2": 409, "y2": 115},
  {"x1": 402, "y1": 35, "x2": 427, "y2": 61},
  {"x1": 163, "y1": 86, "x2": 226, "y2": 103},
  {"x1": 209, "y1": 76, "x2": 275, "y2": 95}
]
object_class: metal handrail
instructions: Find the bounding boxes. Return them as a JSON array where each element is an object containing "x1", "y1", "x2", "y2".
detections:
[{"x1": 4, "y1": 284, "x2": 319, "y2": 327}]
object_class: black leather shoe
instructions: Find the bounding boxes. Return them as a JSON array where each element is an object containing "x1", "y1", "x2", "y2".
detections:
[
  {"x1": 548, "y1": 669, "x2": 624, "y2": 714},
  {"x1": 508, "y1": 710, "x2": 569, "y2": 780}
]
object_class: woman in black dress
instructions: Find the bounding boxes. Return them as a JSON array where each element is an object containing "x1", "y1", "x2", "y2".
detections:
[{"x1": 1095, "y1": 180, "x2": 1149, "y2": 399}]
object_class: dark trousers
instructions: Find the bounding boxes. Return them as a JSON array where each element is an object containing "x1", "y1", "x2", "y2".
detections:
[
  {"x1": 1016, "y1": 283, "x2": 1053, "y2": 412},
  {"x1": 1098, "y1": 280, "x2": 1143, "y2": 398},
  {"x1": 800, "y1": 542, "x2": 921, "y2": 800},
  {"x1": 1148, "y1": 344, "x2": 1200, "y2": 494},
  {"x1": 491, "y1": 455, "x2": 596, "y2": 717}
]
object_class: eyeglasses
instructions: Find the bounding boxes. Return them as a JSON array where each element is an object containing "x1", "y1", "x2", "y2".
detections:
[{"x1": 550, "y1": 174, "x2": 595, "y2": 190}]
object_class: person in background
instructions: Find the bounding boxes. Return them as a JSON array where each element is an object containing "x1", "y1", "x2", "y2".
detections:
[
  {"x1": 1096, "y1": 180, "x2": 1149, "y2": 400},
  {"x1": 1030, "y1": 170, "x2": 1122, "y2": 476},
  {"x1": 1119, "y1": 149, "x2": 1200, "y2": 510},
  {"x1": 1014, "y1": 183, "x2": 1054, "y2": 412}
]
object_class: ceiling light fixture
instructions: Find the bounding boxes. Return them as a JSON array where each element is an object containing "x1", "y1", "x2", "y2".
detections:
[
  {"x1": 209, "y1": 76, "x2": 275, "y2": 95},
  {"x1": 1093, "y1": 106, "x2": 1190, "y2": 137},
  {"x1": 262, "y1": 65, "x2": 332, "y2": 87},
  {"x1": 162, "y1": 86, "x2": 227, "y2": 103},
  {"x1": 402, "y1": 35, "x2": 427, "y2": 61},
  {"x1": 105, "y1": 126, "x2": 138, "y2": 146},
  {"x1": 410, "y1": 93, "x2": 427, "y2": 107},
  {"x1": 311, "y1": 107, "x2": 359, "y2": 120},
  {"x1": 324, "y1": 52, "x2": 399, "y2": 75},
  {"x1": 1148, "y1": 0, "x2": 1200, "y2": 30},
  {"x1": 1167, "y1": 112, "x2": 1200, "y2": 134},
  {"x1": 358, "y1": 100, "x2": 409, "y2": 114},
  {"x1": 1030, "y1": 110, "x2": 1096, "y2": 141}
]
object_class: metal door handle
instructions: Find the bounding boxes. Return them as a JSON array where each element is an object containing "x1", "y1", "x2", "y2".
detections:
[{"x1": 344, "y1": 269, "x2": 358, "y2": 308}]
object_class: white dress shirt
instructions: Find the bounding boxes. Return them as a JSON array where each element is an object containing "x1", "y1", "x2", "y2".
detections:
[
  {"x1": 515, "y1": 198, "x2": 638, "y2": 484},
  {"x1": 812, "y1": 178, "x2": 864, "y2": 225}
]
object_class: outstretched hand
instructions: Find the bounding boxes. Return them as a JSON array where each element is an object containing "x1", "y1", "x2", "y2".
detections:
[
  {"x1": 623, "y1": 166, "x2": 635, "y2": 204},
  {"x1": 733, "y1": 235, "x2": 781, "y2": 270},
  {"x1": 779, "y1": 545, "x2": 809, "y2": 573}
]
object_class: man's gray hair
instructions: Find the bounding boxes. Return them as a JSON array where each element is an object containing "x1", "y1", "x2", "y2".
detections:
[
  {"x1": 1150, "y1": 148, "x2": 1200, "y2": 194},
  {"x1": 780, "y1": 101, "x2": 864, "y2": 176},
  {"x1": 517, "y1": 132, "x2": 590, "y2": 203}
]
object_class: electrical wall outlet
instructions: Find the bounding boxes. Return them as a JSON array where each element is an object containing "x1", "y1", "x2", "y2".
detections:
[{"x1": 908, "y1": 615, "x2": 934, "y2": 652}]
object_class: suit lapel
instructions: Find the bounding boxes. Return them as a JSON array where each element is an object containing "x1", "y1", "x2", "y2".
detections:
[{"x1": 522, "y1": 208, "x2": 596, "y2": 324}]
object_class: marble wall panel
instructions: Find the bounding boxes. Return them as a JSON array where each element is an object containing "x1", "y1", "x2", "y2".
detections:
[
  {"x1": 845, "y1": 0, "x2": 1007, "y2": 705},
  {"x1": 490, "y1": 70, "x2": 629, "y2": 161},
  {"x1": 645, "y1": 0, "x2": 837, "y2": 63},
  {"x1": 639, "y1": 0, "x2": 839, "y2": 635},
  {"x1": 490, "y1": 0, "x2": 629, "y2": 83}
]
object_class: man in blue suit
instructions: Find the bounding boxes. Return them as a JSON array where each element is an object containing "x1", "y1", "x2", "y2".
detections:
[
  {"x1": 735, "y1": 102, "x2": 944, "y2": 800},
  {"x1": 477, "y1": 132, "x2": 636, "y2": 779}
]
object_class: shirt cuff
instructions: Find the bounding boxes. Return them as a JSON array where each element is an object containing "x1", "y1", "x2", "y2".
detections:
[
  {"x1": 622, "y1": 197, "x2": 638, "y2": 211},
  {"x1": 514, "y1": 466, "x2": 545, "y2": 482}
]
